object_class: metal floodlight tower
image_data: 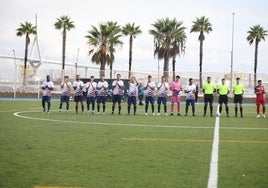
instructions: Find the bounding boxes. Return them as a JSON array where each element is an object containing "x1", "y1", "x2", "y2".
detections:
[{"x1": 230, "y1": 13, "x2": 235, "y2": 90}]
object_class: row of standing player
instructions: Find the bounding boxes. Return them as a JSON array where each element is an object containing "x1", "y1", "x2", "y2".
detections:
[{"x1": 41, "y1": 74, "x2": 266, "y2": 118}]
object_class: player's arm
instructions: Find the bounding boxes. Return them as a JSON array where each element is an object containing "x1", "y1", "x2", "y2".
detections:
[
  {"x1": 157, "y1": 83, "x2": 162, "y2": 90},
  {"x1": 41, "y1": 82, "x2": 46, "y2": 90},
  {"x1": 112, "y1": 81, "x2": 117, "y2": 89},
  {"x1": 149, "y1": 83, "x2": 155, "y2": 90}
]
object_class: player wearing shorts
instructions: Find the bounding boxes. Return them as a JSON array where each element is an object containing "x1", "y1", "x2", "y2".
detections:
[
  {"x1": 41, "y1": 75, "x2": 54, "y2": 113},
  {"x1": 233, "y1": 77, "x2": 244, "y2": 117},
  {"x1": 73, "y1": 74, "x2": 84, "y2": 114},
  {"x1": 86, "y1": 75, "x2": 97, "y2": 114},
  {"x1": 59, "y1": 76, "x2": 72, "y2": 113},
  {"x1": 111, "y1": 73, "x2": 124, "y2": 115},
  {"x1": 184, "y1": 78, "x2": 196, "y2": 116},
  {"x1": 255, "y1": 80, "x2": 266, "y2": 118},
  {"x1": 96, "y1": 75, "x2": 108, "y2": 114},
  {"x1": 144, "y1": 75, "x2": 156, "y2": 116},
  {"x1": 127, "y1": 76, "x2": 139, "y2": 115},
  {"x1": 217, "y1": 78, "x2": 230, "y2": 117},
  {"x1": 170, "y1": 75, "x2": 183, "y2": 116},
  {"x1": 157, "y1": 76, "x2": 169, "y2": 116},
  {"x1": 203, "y1": 76, "x2": 216, "y2": 117}
]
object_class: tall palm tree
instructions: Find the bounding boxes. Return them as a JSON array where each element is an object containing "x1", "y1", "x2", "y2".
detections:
[
  {"x1": 54, "y1": 15, "x2": 75, "y2": 80},
  {"x1": 16, "y1": 21, "x2": 37, "y2": 86},
  {"x1": 86, "y1": 21, "x2": 123, "y2": 78},
  {"x1": 190, "y1": 16, "x2": 212, "y2": 88},
  {"x1": 122, "y1": 23, "x2": 142, "y2": 79},
  {"x1": 106, "y1": 21, "x2": 122, "y2": 79},
  {"x1": 149, "y1": 18, "x2": 186, "y2": 80},
  {"x1": 246, "y1": 24, "x2": 267, "y2": 87}
]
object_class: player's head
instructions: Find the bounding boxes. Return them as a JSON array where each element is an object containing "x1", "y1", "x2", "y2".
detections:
[
  {"x1": 76, "y1": 74, "x2": 80, "y2": 81},
  {"x1": 161, "y1": 76, "x2": 166, "y2": 82},
  {"x1": 189, "y1": 78, "x2": 193, "y2": 85},
  {"x1": 207, "y1": 76, "x2": 211, "y2": 83},
  {"x1": 46, "y1": 75, "x2": 50, "y2": 82},
  {"x1": 221, "y1": 78, "x2": 225, "y2": 84},
  {"x1": 175, "y1": 75, "x2": 180, "y2": 81},
  {"x1": 148, "y1": 75, "x2": 152, "y2": 82},
  {"x1": 100, "y1": 75, "x2": 105, "y2": 81},
  {"x1": 90, "y1": 75, "x2": 94, "y2": 81},
  {"x1": 130, "y1": 76, "x2": 135, "y2": 83},
  {"x1": 116, "y1": 73, "x2": 121, "y2": 80},
  {"x1": 257, "y1": 80, "x2": 262, "y2": 86},
  {"x1": 64, "y1": 75, "x2": 69, "y2": 82},
  {"x1": 236, "y1": 77, "x2": 240, "y2": 83}
]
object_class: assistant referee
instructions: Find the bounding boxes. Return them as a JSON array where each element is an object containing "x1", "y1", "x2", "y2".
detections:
[
  {"x1": 217, "y1": 78, "x2": 230, "y2": 117},
  {"x1": 203, "y1": 77, "x2": 216, "y2": 117}
]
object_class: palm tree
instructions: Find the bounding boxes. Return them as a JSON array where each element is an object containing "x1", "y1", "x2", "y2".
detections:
[
  {"x1": 246, "y1": 24, "x2": 267, "y2": 87},
  {"x1": 190, "y1": 16, "x2": 212, "y2": 88},
  {"x1": 149, "y1": 18, "x2": 186, "y2": 80},
  {"x1": 16, "y1": 21, "x2": 37, "y2": 86},
  {"x1": 106, "y1": 21, "x2": 122, "y2": 79},
  {"x1": 122, "y1": 23, "x2": 142, "y2": 79},
  {"x1": 54, "y1": 15, "x2": 75, "y2": 80},
  {"x1": 86, "y1": 21, "x2": 123, "y2": 78}
]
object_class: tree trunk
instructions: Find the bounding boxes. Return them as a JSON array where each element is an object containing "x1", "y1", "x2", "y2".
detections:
[
  {"x1": 128, "y1": 35, "x2": 133, "y2": 79},
  {"x1": 110, "y1": 63, "x2": 113, "y2": 79},
  {"x1": 253, "y1": 39, "x2": 259, "y2": 88},
  {"x1": 163, "y1": 52, "x2": 169, "y2": 80},
  {"x1": 100, "y1": 54, "x2": 105, "y2": 78},
  {"x1": 199, "y1": 35, "x2": 204, "y2": 89},
  {"x1": 172, "y1": 55, "x2": 176, "y2": 81},
  {"x1": 62, "y1": 28, "x2": 66, "y2": 81},
  {"x1": 23, "y1": 34, "x2": 29, "y2": 86}
]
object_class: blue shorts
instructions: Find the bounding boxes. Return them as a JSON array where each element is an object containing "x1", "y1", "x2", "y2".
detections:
[
  {"x1": 112, "y1": 95, "x2": 122, "y2": 103},
  {"x1": 60, "y1": 96, "x2": 70, "y2": 103},
  {"x1": 86, "y1": 97, "x2": 95, "y2": 104},
  {"x1": 157, "y1": 97, "x2": 167, "y2": 105},
  {"x1": 128, "y1": 96, "x2": 137, "y2": 105},
  {"x1": 97, "y1": 96, "x2": 107, "y2": 104},
  {"x1": 42, "y1": 96, "x2": 51, "y2": 102},
  {"x1": 145, "y1": 96, "x2": 154, "y2": 104},
  {"x1": 74, "y1": 95, "x2": 83, "y2": 102},
  {"x1": 186, "y1": 99, "x2": 195, "y2": 106}
]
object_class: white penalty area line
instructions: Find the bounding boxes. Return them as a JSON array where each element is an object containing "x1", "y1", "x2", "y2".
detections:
[
  {"x1": 207, "y1": 105, "x2": 220, "y2": 188},
  {"x1": 13, "y1": 110, "x2": 268, "y2": 130}
]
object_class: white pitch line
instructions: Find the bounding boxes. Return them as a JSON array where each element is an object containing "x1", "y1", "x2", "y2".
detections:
[
  {"x1": 207, "y1": 105, "x2": 220, "y2": 188},
  {"x1": 13, "y1": 110, "x2": 268, "y2": 130}
]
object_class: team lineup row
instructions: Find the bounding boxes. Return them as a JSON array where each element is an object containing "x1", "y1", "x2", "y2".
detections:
[{"x1": 41, "y1": 74, "x2": 266, "y2": 118}]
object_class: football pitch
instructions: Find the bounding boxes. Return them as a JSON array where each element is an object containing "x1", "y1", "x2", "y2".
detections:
[{"x1": 0, "y1": 100, "x2": 267, "y2": 188}]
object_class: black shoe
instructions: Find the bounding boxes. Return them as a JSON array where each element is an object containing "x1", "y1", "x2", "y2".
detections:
[
  {"x1": 170, "y1": 113, "x2": 174, "y2": 116},
  {"x1": 118, "y1": 112, "x2": 121, "y2": 115},
  {"x1": 193, "y1": 114, "x2": 196, "y2": 116},
  {"x1": 177, "y1": 113, "x2": 181, "y2": 116},
  {"x1": 203, "y1": 114, "x2": 206, "y2": 117},
  {"x1": 111, "y1": 112, "x2": 114, "y2": 115}
]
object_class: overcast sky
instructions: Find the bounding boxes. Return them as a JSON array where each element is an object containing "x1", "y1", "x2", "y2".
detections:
[{"x1": 0, "y1": 0, "x2": 267, "y2": 75}]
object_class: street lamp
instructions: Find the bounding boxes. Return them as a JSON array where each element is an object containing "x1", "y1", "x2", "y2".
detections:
[
  {"x1": 12, "y1": 50, "x2": 17, "y2": 98},
  {"x1": 230, "y1": 13, "x2": 235, "y2": 90}
]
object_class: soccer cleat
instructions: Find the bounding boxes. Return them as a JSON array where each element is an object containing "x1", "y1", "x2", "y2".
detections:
[
  {"x1": 47, "y1": 111, "x2": 50, "y2": 114},
  {"x1": 87, "y1": 111, "x2": 90, "y2": 115},
  {"x1": 170, "y1": 113, "x2": 174, "y2": 116},
  {"x1": 152, "y1": 113, "x2": 155, "y2": 116},
  {"x1": 184, "y1": 114, "x2": 188, "y2": 116},
  {"x1": 102, "y1": 112, "x2": 105, "y2": 115},
  {"x1": 97, "y1": 112, "x2": 100, "y2": 115},
  {"x1": 118, "y1": 111, "x2": 121, "y2": 115},
  {"x1": 92, "y1": 111, "x2": 95, "y2": 114},
  {"x1": 59, "y1": 109, "x2": 62, "y2": 113},
  {"x1": 193, "y1": 114, "x2": 196, "y2": 116},
  {"x1": 65, "y1": 110, "x2": 69, "y2": 114},
  {"x1": 256, "y1": 115, "x2": 260, "y2": 118},
  {"x1": 145, "y1": 113, "x2": 148, "y2": 116},
  {"x1": 177, "y1": 113, "x2": 181, "y2": 116},
  {"x1": 165, "y1": 113, "x2": 169, "y2": 116},
  {"x1": 263, "y1": 114, "x2": 266, "y2": 118},
  {"x1": 111, "y1": 112, "x2": 114, "y2": 115},
  {"x1": 157, "y1": 113, "x2": 160, "y2": 116}
]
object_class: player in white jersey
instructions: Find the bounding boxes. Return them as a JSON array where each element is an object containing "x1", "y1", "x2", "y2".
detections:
[
  {"x1": 144, "y1": 75, "x2": 156, "y2": 115},
  {"x1": 96, "y1": 75, "x2": 109, "y2": 114},
  {"x1": 184, "y1": 78, "x2": 196, "y2": 116},
  {"x1": 111, "y1": 73, "x2": 124, "y2": 115},
  {"x1": 157, "y1": 76, "x2": 169, "y2": 116},
  {"x1": 59, "y1": 76, "x2": 72, "y2": 113},
  {"x1": 127, "y1": 76, "x2": 139, "y2": 115},
  {"x1": 73, "y1": 74, "x2": 84, "y2": 114},
  {"x1": 86, "y1": 75, "x2": 97, "y2": 114},
  {"x1": 41, "y1": 75, "x2": 54, "y2": 113}
]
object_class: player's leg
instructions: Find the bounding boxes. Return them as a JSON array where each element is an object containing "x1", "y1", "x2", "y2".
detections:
[
  {"x1": 66, "y1": 96, "x2": 70, "y2": 113},
  {"x1": 118, "y1": 96, "x2": 122, "y2": 115},
  {"x1": 47, "y1": 97, "x2": 51, "y2": 113},
  {"x1": 59, "y1": 96, "x2": 64, "y2": 112},
  {"x1": 91, "y1": 98, "x2": 95, "y2": 114},
  {"x1": 262, "y1": 100, "x2": 266, "y2": 118},
  {"x1": 185, "y1": 100, "x2": 190, "y2": 116},
  {"x1": 86, "y1": 97, "x2": 90, "y2": 114},
  {"x1": 127, "y1": 97, "x2": 131, "y2": 115},
  {"x1": 191, "y1": 99, "x2": 196, "y2": 116},
  {"x1": 170, "y1": 97, "x2": 175, "y2": 115},
  {"x1": 80, "y1": 98, "x2": 84, "y2": 114},
  {"x1": 256, "y1": 100, "x2": 260, "y2": 118},
  {"x1": 157, "y1": 97, "x2": 161, "y2": 115},
  {"x1": 234, "y1": 95, "x2": 238, "y2": 117},
  {"x1": 111, "y1": 95, "x2": 116, "y2": 114},
  {"x1": 163, "y1": 98, "x2": 167, "y2": 115},
  {"x1": 203, "y1": 95, "x2": 208, "y2": 116},
  {"x1": 42, "y1": 96, "x2": 46, "y2": 112},
  {"x1": 209, "y1": 95, "x2": 214, "y2": 117},
  {"x1": 150, "y1": 97, "x2": 155, "y2": 115},
  {"x1": 133, "y1": 96, "x2": 137, "y2": 115},
  {"x1": 102, "y1": 97, "x2": 107, "y2": 114},
  {"x1": 145, "y1": 97, "x2": 149, "y2": 115},
  {"x1": 225, "y1": 96, "x2": 229, "y2": 117},
  {"x1": 177, "y1": 97, "x2": 181, "y2": 116},
  {"x1": 239, "y1": 96, "x2": 243, "y2": 117}
]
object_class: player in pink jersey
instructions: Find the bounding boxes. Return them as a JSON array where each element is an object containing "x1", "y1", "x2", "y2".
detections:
[
  {"x1": 255, "y1": 80, "x2": 266, "y2": 118},
  {"x1": 170, "y1": 75, "x2": 183, "y2": 116}
]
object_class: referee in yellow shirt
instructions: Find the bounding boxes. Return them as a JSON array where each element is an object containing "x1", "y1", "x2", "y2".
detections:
[
  {"x1": 217, "y1": 78, "x2": 230, "y2": 117},
  {"x1": 203, "y1": 76, "x2": 216, "y2": 117},
  {"x1": 233, "y1": 77, "x2": 244, "y2": 117}
]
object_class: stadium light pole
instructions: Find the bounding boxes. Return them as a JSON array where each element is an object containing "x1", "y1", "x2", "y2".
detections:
[
  {"x1": 75, "y1": 48, "x2": 79, "y2": 77},
  {"x1": 230, "y1": 13, "x2": 235, "y2": 90},
  {"x1": 12, "y1": 49, "x2": 17, "y2": 98}
]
